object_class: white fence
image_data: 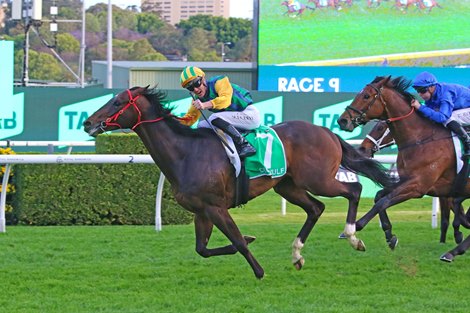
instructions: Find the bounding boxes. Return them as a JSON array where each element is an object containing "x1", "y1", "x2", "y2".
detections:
[{"x1": 0, "y1": 141, "x2": 439, "y2": 233}]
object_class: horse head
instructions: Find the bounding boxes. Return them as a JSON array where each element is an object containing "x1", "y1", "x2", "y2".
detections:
[
  {"x1": 337, "y1": 76, "x2": 392, "y2": 131},
  {"x1": 358, "y1": 120, "x2": 395, "y2": 158},
  {"x1": 83, "y1": 86, "x2": 166, "y2": 137}
]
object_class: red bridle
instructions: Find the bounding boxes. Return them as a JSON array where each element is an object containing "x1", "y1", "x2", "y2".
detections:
[{"x1": 104, "y1": 89, "x2": 164, "y2": 131}]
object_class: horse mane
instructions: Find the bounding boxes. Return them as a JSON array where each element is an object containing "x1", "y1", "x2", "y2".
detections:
[
  {"x1": 139, "y1": 87, "x2": 211, "y2": 138},
  {"x1": 372, "y1": 76, "x2": 415, "y2": 104}
]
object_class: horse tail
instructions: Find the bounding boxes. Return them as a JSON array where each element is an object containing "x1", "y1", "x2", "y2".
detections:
[{"x1": 336, "y1": 134, "x2": 397, "y2": 188}]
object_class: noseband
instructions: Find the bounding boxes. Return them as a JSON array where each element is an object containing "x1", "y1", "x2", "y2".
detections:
[
  {"x1": 101, "y1": 89, "x2": 164, "y2": 131},
  {"x1": 366, "y1": 127, "x2": 395, "y2": 154}
]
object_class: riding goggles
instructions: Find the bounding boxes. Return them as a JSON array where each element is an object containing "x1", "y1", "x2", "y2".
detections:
[
  {"x1": 413, "y1": 86, "x2": 428, "y2": 94},
  {"x1": 186, "y1": 77, "x2": 203, "y2": 92}
]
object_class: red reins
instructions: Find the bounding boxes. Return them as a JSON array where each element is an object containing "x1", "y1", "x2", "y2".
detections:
[
  {"x1": 386, "y1": 107, "x2": 415, "y2": 124},
  {"x1": 104, "y1": 89, "x2": 164, "y2": 130}
]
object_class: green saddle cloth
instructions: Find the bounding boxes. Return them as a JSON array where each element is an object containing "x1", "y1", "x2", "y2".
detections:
[{"x1": 244, "y1": 126, "x2": 287, "y2": 179}]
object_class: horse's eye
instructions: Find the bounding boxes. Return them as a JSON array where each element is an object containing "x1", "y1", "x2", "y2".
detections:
[
  {"x1": 112, "y1": 100, "x2": 121, "y2": 107},
  {"x1": 364, "y1": 94, "x2": 370, "y2": 100}
]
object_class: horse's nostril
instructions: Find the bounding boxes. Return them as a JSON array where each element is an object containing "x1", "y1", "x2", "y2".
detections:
[{"x1": 83, "y1": 120, "x2": 90, "y2": 127}]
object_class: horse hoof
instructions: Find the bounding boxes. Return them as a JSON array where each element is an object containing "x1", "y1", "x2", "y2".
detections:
[
  {"x1": 356, "y1": 240, "x2": 366, "y2": 252},
  {"x1": 387, "y1": 236, "x2": 398, "y2": 250},
  {"x1": 440, "y1": 253, "x2": 454, "y2": 263},
  {"x1": 244, "y1": 235, "x2": 256, "y2": 245},
  {"x1": 338, "y1": 232, "x2": 347, "y2": 239},
  {"x1": 293, "y1": 257, "x2": 305, "y2": 270},
  {"x1": 455, "y1": 232, "x2": 463, "y2": 244}
]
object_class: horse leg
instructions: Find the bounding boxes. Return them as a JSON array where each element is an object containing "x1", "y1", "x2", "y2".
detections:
[
  {"x1": 453, "y1": 197, "x2": 470, "y2": 229},
  {"x1": 449, "y1": 197, "x2": 466, "y2": 244},
  {"x1": 204, "y1": 207, "x2": 264, "y2": 279},
  {"x1": 341, "y1": 181, "x2": 367, "y2": 251},
  {"x1": 378, "y1": 210, "x2": 398, "y2": 250},
  {"x1": 373, "y1": 188, "x2": 398, "y2": 249},
  {"x1": 355, "y1": 182, "x2": 421, "y2": 234},
  {"x1": 440, "y1": 198, "x2": 451, "y2": 243},
  {"x1": 194, "y1": 214, "x2": 256, "y2": 257},
  {"x1": 440, "y1": 234, "x2": 470, "y2": 262},
  {"x1": 274, "y1": 178, "x2": 327, "y2": 270}
]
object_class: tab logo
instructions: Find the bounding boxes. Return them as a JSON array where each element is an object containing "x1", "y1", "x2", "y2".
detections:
[
  {"x1": 58, "y1": 95, "x2": 114, "y2": 141},
  {"x1": 313, "y1": 100, "x2": 361, "y2": 139},
  {"x1": 0, "y1": 41, "x2": 25, "y2": 140}
]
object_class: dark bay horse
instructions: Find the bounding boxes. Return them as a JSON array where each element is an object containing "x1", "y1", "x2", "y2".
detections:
[
  {"x1": 83, "y1": 86, "x2": 395, "y2": 278},
  {"x1": 337, "y1": 76, "x2": 470, "y2": 262},
  {"x1": 360, "y1": 120, "x2": 464, "y2": 244}
]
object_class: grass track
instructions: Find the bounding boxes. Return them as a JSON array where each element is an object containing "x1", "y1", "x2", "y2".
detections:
[
  {"x1": 260, "y1": 0, "x2": 470, "y2": 64},
  {"x1": 1, "y1": 191, "x2": 470, "y2": 312}
]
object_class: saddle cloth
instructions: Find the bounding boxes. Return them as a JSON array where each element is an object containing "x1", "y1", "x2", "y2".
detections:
[
  {"x1": 219, "y1": 126, "x2": 287, "y2": 179},
  {"x1": 451, "y1": 133, "x2": 464, "y2": 173}
]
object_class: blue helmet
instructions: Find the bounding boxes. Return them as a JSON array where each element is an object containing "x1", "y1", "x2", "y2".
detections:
[{"x1": 412, "y1": 72, "x2": 437, "y2": 88}]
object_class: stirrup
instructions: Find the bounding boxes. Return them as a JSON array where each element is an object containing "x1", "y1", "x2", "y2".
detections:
[{"x1": 238, "y1": 145, "x2": 256, "y2": 158}]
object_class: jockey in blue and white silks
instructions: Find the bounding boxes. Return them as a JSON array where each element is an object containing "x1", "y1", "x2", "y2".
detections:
[{"x1": 411, "y1": 71, "x2": 470, "y2": 157}]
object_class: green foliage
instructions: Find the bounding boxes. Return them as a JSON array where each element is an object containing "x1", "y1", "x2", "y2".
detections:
[
  {"x1": 0, "y1": 147, "x2": 16, "y2": 224},
  {"x1": 148, "y1": 24, "x2": 185, "y2": 56},
  {"x1": 177, "y1": 15, "x2": 252, "y2": 45},
  {"x1": 184, "y1": 28, "x2": 219, "y2": 61},
  {"x1": 56, "y1": 33, "x2": 80, "y2": 54},
  {"x1": 129, "y1": 39, "x2": 167, "y2": 61},
  {"x1": 11, "y1": 133, "x2": 192, "y2": 226},
  {"x1": 1, "y1": 2, "x2": 253, "y2": 82},
  {"x1": 14, "y1": 50, "x2": 69, "y2": 82},
  {"x1": 137, "y1": 12, "x2": 165, "y2": 34}
]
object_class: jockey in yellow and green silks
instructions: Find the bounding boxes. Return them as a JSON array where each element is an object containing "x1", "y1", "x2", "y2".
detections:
[{"x1": 179, "y1": 66, "x2": 260, "y2": 158}]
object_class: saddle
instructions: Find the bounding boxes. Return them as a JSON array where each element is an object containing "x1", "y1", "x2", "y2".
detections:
[{"x1": 217, "y1": 126, "x2": 287, "y2": 207}]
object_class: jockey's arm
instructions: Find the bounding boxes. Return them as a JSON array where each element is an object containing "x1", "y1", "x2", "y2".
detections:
[{"x1": 211, "y1": 77, "x2": 234, "y2": 110}]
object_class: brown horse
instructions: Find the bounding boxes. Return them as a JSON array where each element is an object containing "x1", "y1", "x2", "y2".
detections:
[
  {"x1": 83, "y1": 86, "x2": 395, "y2": 278},
  {"x1": 281, "y1": 1, "x2": 314, "y2": 16},
  {"x1": 392, "y1": 0, "x2": 419, "y2": 12},
  {"x1": 337, "y1": 76, "x2": 470, "y2": 262},
  {"x1": 360, "y1": 120, "x2": 464, "y2": 244}
]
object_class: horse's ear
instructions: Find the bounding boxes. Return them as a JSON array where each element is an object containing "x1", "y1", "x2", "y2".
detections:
[{"x1": 378, "y1": 75, "x2": 392, "y2": 86}]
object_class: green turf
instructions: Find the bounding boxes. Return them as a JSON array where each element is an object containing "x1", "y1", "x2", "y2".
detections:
[
  {"x1": 260, "y1": 0, "x2": 470, "y2": 65},
  {"x1": 1, "y1": 190, "x2": 469, "y2": 312}
]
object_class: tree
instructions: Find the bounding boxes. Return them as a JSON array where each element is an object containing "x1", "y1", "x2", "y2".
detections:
[
  {"x1": 148, "y1": 24, "x2": 184, "y2": 57},
  {"x1": 137, "y1": 12, "x2": 165, "y2": 34},
  {"x1": 183, "y1": 28, "x2": 219, "y2": 61},
  {"x1": 14, "y1": 50, "x2": 69, "y2": 82},
  {"x1": 129, "y1": 39, "x2": 167, "y2": 61},
  {"x1": 56, "y1": 33, "x2": 80, "y2": 54},
  {"x1": 228, "y1": 34, "x2": 252, "y2": 62},
  {"x1": 177, "y1": 15, "x2": 252, "y2": 47}
]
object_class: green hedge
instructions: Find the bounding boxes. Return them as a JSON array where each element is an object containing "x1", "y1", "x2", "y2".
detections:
[{"x1": 11, "y1": 133, "x2": 193, "y2": 226}]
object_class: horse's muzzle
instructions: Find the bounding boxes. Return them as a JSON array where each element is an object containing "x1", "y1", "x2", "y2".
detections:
[{"x1": 337, "y1": 117, "x2": 354, "y2": 132}]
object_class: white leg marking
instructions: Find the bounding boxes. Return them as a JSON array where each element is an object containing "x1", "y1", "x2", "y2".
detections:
[{"x1": 292, "y1": 237, "x2": 304, "y2": 263}]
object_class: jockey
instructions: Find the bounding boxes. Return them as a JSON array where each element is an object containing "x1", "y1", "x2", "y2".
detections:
[
  {"x1": 179, "y1": 66, "x2": 260, "y2": 158},
  {"x1": 288, "y1": 0, "x2": 302, "y2": 10},
  {"x1": 411, "y1": 71, "x2": 470, "y2": 157}
]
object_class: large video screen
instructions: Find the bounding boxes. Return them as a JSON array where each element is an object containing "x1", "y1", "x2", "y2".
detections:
[{"x1": 257, "y1": 0, "x2": 470, "y2": 92}]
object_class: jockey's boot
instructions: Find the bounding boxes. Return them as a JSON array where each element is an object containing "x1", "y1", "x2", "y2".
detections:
[
  {"x1": 211, "y1": 118, "x2": 256, "y2": 158},
  {"x1": 447, "y1": 120, "x2": 470, "y2": 158}
]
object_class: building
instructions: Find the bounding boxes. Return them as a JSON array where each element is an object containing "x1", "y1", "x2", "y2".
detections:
[
  {"x1": 91, "y1": 60, "x2": 254, "y2": 90},
  {"x1": 144, "y1": 0, "x2": 230, "y2": 25}
]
